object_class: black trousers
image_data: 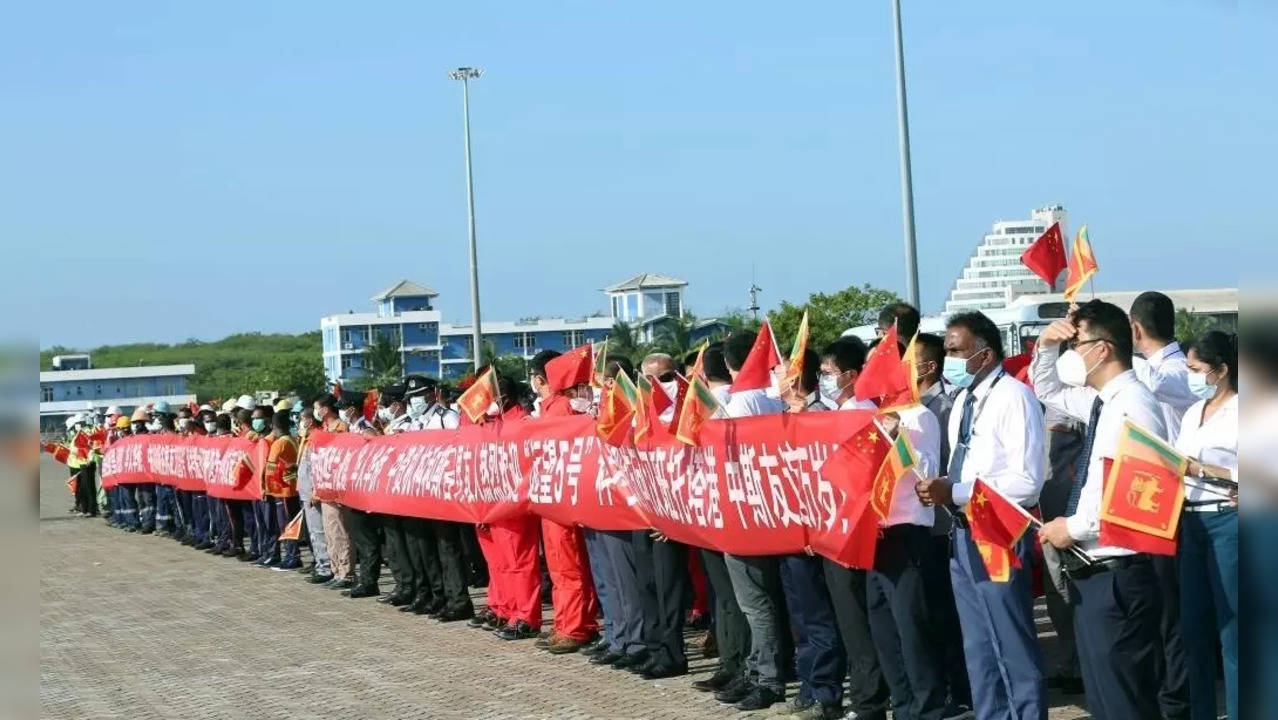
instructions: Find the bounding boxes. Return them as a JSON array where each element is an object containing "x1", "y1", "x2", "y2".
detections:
[
  {"x1": 1070, "y1": 556, "x2": 1165, "y2": 720},
  {"x1": 432, "y1": 521, "x2": 474, "y2": 613},
  {"x1": 76, "y1": 462, "x2": 99, "y2": 515},
  {"x1": 342, "y1": 507, "x2": 383, "y2": 590},
  {"x1": 824, "y1": 559, "x2": 891, "y2": 714},
  {"x1": 867, "y1": 525, "x2": 949, "y2": 720},
  {"x1": 1150, "y1": 553, "x2": 1190, "y2": 719},
  {"x1": 701, "y1": 549, "x2": 750, "y2": 677},
  {"x1": 403, "y1": 518, "x2": 445, "y2": 604},
  {"x1": 381, "y1": 516, "x2": 416, "y2": 596},
  {"x1": 459, "y1": 523, "x2": 488, "y2": 586},
  {"x1": 632, "y1": 532, "x2": 689, "y2": 667}
]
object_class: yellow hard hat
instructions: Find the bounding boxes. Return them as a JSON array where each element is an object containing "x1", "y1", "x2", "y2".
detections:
[
  {"x1": 275, "y1": 398, "x2": 292, "y2": 412},
  {"x1": 115, "y1": 416, "x2": 130, "y2": 429}
]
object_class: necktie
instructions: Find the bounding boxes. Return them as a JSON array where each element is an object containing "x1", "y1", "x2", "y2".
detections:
[
  {"x1": 947, "y1": 391, "x2": 977, "y2": 482},
  {"x1": 1064, "y1": 396, "x2": 1105, "y2": 516}
]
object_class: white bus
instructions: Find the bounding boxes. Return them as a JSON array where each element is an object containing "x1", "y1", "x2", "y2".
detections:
[{"x1": 843, "y1": 287, "x2": 1237, "y2": 355}]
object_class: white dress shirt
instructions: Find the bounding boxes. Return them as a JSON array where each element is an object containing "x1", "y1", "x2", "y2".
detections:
[
  {"x1": 384, "y1": 414, "x2": 414, "y2": 434},
  {"x1": 724, "y1": 388, "x2": 785, "y2": 418},
  {"x1": 1134, "y1": 341, "x2": 1197, "y2": 440},
  {"x1": 883, "y1": 405, "x2": 940, "y2": 528},
  {"x1": 948, "y1": 366, "x2": 1046, "y2": 509},
  {"x1": 418, "y1": 403, "x2": 461, "y2": 430},
  {"x1": 1031, "y1": 346, "x2": 1168, "y2": 557},
  {"x1": 709, "y1": 384, "x2": 732, "y2": 420},
  {"x1": 839, "y1": 396, "x2": 878, "y2": 411},
  {"x1": 1175, "y1": 395, "x2": 1238, "y2": 503}
]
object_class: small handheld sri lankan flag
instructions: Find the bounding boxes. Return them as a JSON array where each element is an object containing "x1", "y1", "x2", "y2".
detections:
[
  {"x1": 781, "y1": 310, "x2": 810, "y2": 395},
  {"x1": 870, "y1": 427, "x2": 916, "y2": 520},
  {"x1": 1063, "y1": 224, "x2": 1099, "y2": 302},
  {"x1": 457, "y1": 366, "x2": 500, "y2": 424},
  {"x1": 674, "y1": 373, "x2": 723, "y2": 446},
  {"x1": 279, "y1": 509, "x2": 305, "y2": 541},
  {"x1": 1099, "y1": 420, "x2": 1186, "y2": 556}
]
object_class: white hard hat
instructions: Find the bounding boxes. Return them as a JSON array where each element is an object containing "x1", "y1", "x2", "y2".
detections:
[
  {"x1": 64, "y1": 415, "x2": 77, "y2": 429},
  {"x1": 106, "y1": 405, "x2": 122, "y2": 416},
  {"x1": 198, "y1": 404, "x2": 214, "y2": 413},
  {"x1": 236, "y1": 394, "x2": 257, "y2": 411},
  {"x1": 221, "y1": 399, "x2": 237, "y2": 413}
]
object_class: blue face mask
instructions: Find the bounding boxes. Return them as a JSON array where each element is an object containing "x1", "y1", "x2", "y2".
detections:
[
  {"x1": 1187, "y1": 370, "x2": 1218, "y2": 400},
  {"x1": 251, "y1": 418, "x2": 268, "y2": 433},
  {"x1": 942, "y1": 350, "x2": 984, "y2": 389}
]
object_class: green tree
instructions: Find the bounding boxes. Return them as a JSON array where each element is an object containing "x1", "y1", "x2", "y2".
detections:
[
  {"x1": 768, "y1": 283, "x2": 901, "y2": 353},
  {"x1": 360, "y1": 332, "x2": 403, "y2": 389},
  {"x1": 264, "y1": 355, "x2": 329, "y2": 400},
  {"x1": 606, "y1": 321, "x2": 641, "y2": 362},
  {"x1": 1174, "y1": 308, "x2": 1217, "y2": 346},
  {"x1": 652, "y1": 313, "x2": 696, "y2": 360},
  {"x1": 491, "y1": 354, "x2": 528, "y2": 383}
]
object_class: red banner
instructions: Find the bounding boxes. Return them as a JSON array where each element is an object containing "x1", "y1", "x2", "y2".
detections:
[
  {"x1": 102, "y1": 410, "x2": 886, "y2": 562},
  {"x1": 100, "y1": 434, "x2": 265, "y2": 501}
]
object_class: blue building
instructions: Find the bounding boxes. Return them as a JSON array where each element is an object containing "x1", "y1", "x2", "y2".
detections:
[{"x1": 39, "y1": 358, "x2": 196, "y2": 431}]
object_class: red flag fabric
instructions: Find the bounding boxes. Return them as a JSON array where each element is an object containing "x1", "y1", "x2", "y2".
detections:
[
  {"x1": 854, "y1": 323, "x2": 910, "y2": 403},
  {"x1": 729, "y1": 321, "x2": 782, "y2": 393},
  {"x1": 279, "y1": 510, "x2": 305, "y2": 541},
  {"x1": 544, "y1": 344, "x2": 594, "y2": 392},
  {"x1": 965, "y1": 479, "x2": 1033, "y2": 580},
  {"x1": 1099, "y1": 423, "x2": 1185, "y2": 557},
  {"x1": 813, "y1": 421, "x2": 892, "y2": 568},
  {"x1": 1020, "y1": 222, "x2": 1067, "y2": 290},
  {"x1": 73, "y1": 431, "x2": 90, "y2": 454},
  {"x1": 67, "y1": 475, "x2": 77, "y2": 497},
  {"x1": 1002, "y1": 353, "x2": 1033, "y2": 390},
  {"x1": 664, "y1": 373, "x2": 690, "y2": 433},
  {"x1": 1064, "y1": 225, "x2": 1099, "y2": 302},
  {"x1": 363, "y1": 388, "x2": 379, "y2": 423},
  {"x1": 42, "y1": 442, "x2": 71, "y2": 465}
]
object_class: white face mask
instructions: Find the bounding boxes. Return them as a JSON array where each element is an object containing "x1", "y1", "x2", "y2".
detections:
[
  {"x1": 147, "y1": 420, "x2": 162, "y2": 432},
  {"x1": 408, "y1": 396, "x2": 428, "y2": 417},
  {"x1": 203, "y1": 421, "x2": 217, "y2": 434},
  {"x1": 377, "y1": 407, "x2": 392, "y2": 423},
  {"x1": 568, "y1": 397, "x2": 592, "y2": 414},
  {"x1": 818, "y1": 373, "x2": 843, "y2": 401},
  {"x1": 177, "y1": 418, "x2": 191, "y2": 431},
  {"x1": 660, "y1": 380, "x2": 679, "y2": 401},
  {"x1": 1055, "y1": 343, "x2": 1103, "y2": 388}
]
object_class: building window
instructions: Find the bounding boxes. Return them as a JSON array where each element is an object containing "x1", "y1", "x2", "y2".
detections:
[
  {"x1": 611, "y1": 296, "x2": 620, "y2": 318},
  {"x1": 563, "y1": 330, "x2": 585, "y2": 347},
  {"x1": 664, "y1": 291, "x2": 680, "y2": 317},
  {"x1": 513, "y1": 332, "x2": 534, "y2": 350},
  {"x1": 41, "y1": 386, "x2": 52, "y2": 402},
  {"x1": 626, "y1": 294, "x2": 638, "y2": 319},
  {"x1": 161, "y1": 382, "x2": 176, "y2": 396},
  {"x1": 76, "y1": 386, "x2": 82, "y2": 396}
]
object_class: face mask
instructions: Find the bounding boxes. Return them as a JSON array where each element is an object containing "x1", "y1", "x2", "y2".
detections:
[
  {"x1": 1055, "y1": 344, "x2": 1102, "y2": 388},
  {"x1": 203, "y1": 421, "x2": 217, "y2": 433},
  {"x1": 568, "y1": 397, "x2": 592, "y2": 414},
  {"x1": 818, "y1": 373, "x2": 842, "y2": 401},
  {"x1": 660, "y1": 380, "x2": 679, "y2": 400},
  {"x1": 251, "y1": 418, "x2": 268, "y2": 433},
  {"x1": 377, "y1": 407, "x2": 392, "y2": 423},
  {"x1": 942, "y1": 353, "x2": 980, "y2": 389},
  {"x1": 147, "y1": 420, "x2": 162, "y2": 432},
  {"x1": 178, "y1": 418, "x2": 191, "y2": 431},
  {"x1": 1187, "y1": 370, "x2": 1218, "y2": 400}
]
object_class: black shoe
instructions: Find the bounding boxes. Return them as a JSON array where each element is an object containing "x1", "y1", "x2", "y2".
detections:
[
  {"x1": 691, "y1": 670, "x2": 735, "y2": 692},
  {"x1": 389, "y1": 592, "x2": 413, "y2": 607},
  {"x1": 495, "y1": 621, "x2": 539, "y2": 641},
  {"x1": 238, "y1": 553, "x2": 259, "y2": 563},
  {"x1": 735, "y1": 685, "x2": 783, "y2": 711},
  {"x1": 406, "y1": 595, "x2": 433, "y2": 615},
  {"x1": 258, "y1": 558, "x2": 281, "y2": 569},
  {"x1": 193, "y1": 541, "x2": 213, "y2": 551},
  {"x1": 589, "y1": 650, "x2": 624, "y2": 666},
  {"x1": 344, "y1": 585, "x2": 380, "y2": 599},
  {"x1": 308, "y1": 573, "x2": 334, "y2": 585},
  {"x1": 437, "y1": 607, "x2": 475, "y2": 623},
  {"x1": 125, "y1": 526, "x2": 139, "y2": 533},
  {"x1": 713, "y1": 677, "x2": 752, "y2": 704},
  {"x1": 640, "y1": 661, "x2": 687, "y2": 680},
  {"x1": 469, "y1": 609, "x2": 495, "y2": 628},
  {"x1": 611, "y1": 651, "x2": 649, "y2": 671},
  {"x1": 329, "y1": 577, "x2": 355, "y2": 590},
  {"x1": 483, "y1": 615, "x2": 503, "y2": 631},
  {"x1": 425, "y1": 599, "x2": 446, "y2": 617},
  {"x1": 140, "y1": 528, "x2": 154, "y2": 534}
]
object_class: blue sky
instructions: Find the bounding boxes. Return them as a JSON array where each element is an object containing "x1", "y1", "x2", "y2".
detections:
[{"x1": 6, "y1": 1, "x2": 1272, "y2": 349}]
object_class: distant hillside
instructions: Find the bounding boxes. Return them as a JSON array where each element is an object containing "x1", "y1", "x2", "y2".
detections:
[{"x1": 41, "y1": 332, "x2": 327, "y2": 402}]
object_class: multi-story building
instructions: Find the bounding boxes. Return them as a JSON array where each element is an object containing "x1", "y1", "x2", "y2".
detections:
[
  {"x1": 944, "y1": 205, "x2": 1068, "y2": 314},
  {"x1": 39, "y1": 358, "x2": 196, "y2": 431},
  {"x1": 320, "y1": 273, "x2": 731, "y2": 385}
]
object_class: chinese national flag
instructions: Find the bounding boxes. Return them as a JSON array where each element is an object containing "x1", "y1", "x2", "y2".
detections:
[
  {"x1": 73, "y1": 431, "x2": 90, "y2": 454},
  {"x1": 965, "y1": 479, "x2": 1033, "y2": 582},
  {"x1": 42, "y1": 442, "x2": 71, "y2": 465},
  {"x1": 279, "y1": 510, "x2": 305, "y2": 541},
  {"x1": 816, "y1": 421, "x2": 892, "y2": 568},
  {"x1": 67, "y1": 475, "x2": 78, "y2": 496},
  {"x1": 1020, "y1": 222, "x2": 1067, "y2": 290},
  {"x1": 232, "y1": 456, "x2": 256, "y2": 490},
  {"x1": 782, "y1": 310, "x2": 810, "y2": 394},
  {"x1": 674, "y1": 375, "x2": 720, "y2": 446},
  {"x1": 1099, "y1": 421, "x2": 1186, "y2": 555},
  {"x1": 729, "y1": 321, "x2": 782, "y2": 393},
  {"x1": 545, "y1": 344, "x2": 594, "y2": 392},
  {"x1": 870, "y1": 430, "x2": 917, "y2": 521},
  {"x1": 854, "y1": 323, "x2": 910, "y2": 404},
  {"x1": 363, "y1": 388, "x2": 379, "y2": 423},
  {"x1": 457, "y1": 366, "x2": 500, "y2": 423},
  {"x1": 1063, "y1": 224, "x2": 1100, "y2": 302},
  {"x1": 665, "y1": 373, "x2": 691, "y2": 433}
]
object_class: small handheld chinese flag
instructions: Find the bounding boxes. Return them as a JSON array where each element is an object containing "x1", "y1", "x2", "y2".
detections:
[
  {"x1": 42, "y1": 442, "x2": 71, "y2": 465},
  {"x1": 816, "y1": 420, "x2": 892, "y2": 568},
  {"x1": 457, "y1": 366, "x2": 500, "y2": 424},
  {"x1": 730, "y1": 321, "x2": 782, "y2": 393},
  {"x1": 363, "y1": 388, "x2": 379, "y2": 423},
  {"x1": 67, "y1": 475, "x2": 78, "y2": 497},
  {"x1": 232, "y1": 455, "x2": 256, "y2": 490},
  {"x1": 279, "y1": 509, "x2": 305, "y2": 541},
  {"x1": 544, "y1": 344, "x2": 594, "y2": 392},
  {"x1": 965, "y1": 479, "x2": 1033, "y2": 582},
  {"x1": 781, "y1": 310, "x2": 810, "y2": 395},
  {"x1": 1098, "y1": 420, "x2": 1186, "y2": 556},
  {"x1": 1020, "y1": 221, "x2": 1067, "y2": 290},
  {"x1": 1063, "y1": 225, "x2": 1099, "y2": 302},
  {"x1": 854, "y1": 323, "x2": 910, "y2": 404}
]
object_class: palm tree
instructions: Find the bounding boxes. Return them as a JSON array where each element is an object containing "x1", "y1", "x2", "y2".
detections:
[
  {"x1": 607, "y1": 321, "x2": 640, "y2": 362},
  {"x1": 654, "y1": 313, "x2": 696, "y2": 360},
  {"x1": 362, "y1": 332, "x2": 403, "y2": 387}
]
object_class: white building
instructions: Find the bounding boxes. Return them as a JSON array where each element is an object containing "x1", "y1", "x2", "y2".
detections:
[
  {"x1": 944, "y1": 205, "x2": 1068, "y2": 314},
  {"x1": 40, "y1": 363, "x2": 197, "y2": 431},
  {"x1": 603, "y1": 273, "x2": 688, "y2": 344}
]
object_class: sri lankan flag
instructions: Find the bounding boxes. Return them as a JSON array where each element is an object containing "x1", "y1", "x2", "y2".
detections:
[
  {"x1": 279, "y1": 509, "x2": 305, "y2": 541},
  {"x1": 596, "y1": 371, "x2": 636, "y2": 446},
  {"x1": 781, "y1": 310, "x2": 810, "y2": 395},
  {"x1": 457, "y1": 366, "x2": 500, "y2": 423},
  {"x1": 870, "y1": 427, "x2": 916, "y2": 520},
  {"x1": 966, "y1": 478, "x2": 1033, "y2": 582},
  {"x1": 634, "y1": 373, "x2": 658, "y2": 441},
  {"x1": 1100, "y1": 420, "x2": 1186, "y2": 556},
  {"x1": 675, "y1": 374, "x2": 723, "y2": 446},
  {"x1": 1063, "y1": 224, "x2": 1099, "y2": 302},
  {"x1": 591, "y1": 339, "x2": 609, "y2": 388}
]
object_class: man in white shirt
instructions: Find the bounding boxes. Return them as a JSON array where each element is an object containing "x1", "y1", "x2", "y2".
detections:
[
  {"x1": 817, "y1": 337, "x2": 892, "y2": 720},
  {"x1": 915, "y1": 311, "x2": 1047, "y2": 720},
  {"x1": 1031, "y1": 300, "x2": 1168, "y2": 720}
]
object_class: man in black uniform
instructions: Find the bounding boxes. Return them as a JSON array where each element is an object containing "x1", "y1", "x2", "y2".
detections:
[{"x1": 338, "y1": 389, "x2": 384, "y2": 599}]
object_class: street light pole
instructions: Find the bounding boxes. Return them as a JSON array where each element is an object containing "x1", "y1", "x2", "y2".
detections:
[
  {"x1": 450, "y1": 66, "x2": 485, "y2": 368},
  {"x1": 891, "y1": 0, "x2": 920, "y2": 308}
]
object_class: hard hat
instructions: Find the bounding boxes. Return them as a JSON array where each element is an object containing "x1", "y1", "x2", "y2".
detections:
[
  {"x1": 274, "y1": 398, "x2": 292, "y2": 412},
  {"x1": 198, "y1": 404, "x2": 214, "y2": 413},
  {"x1": 152, "y1": 400, "x2": 172, "y2": 415},
  {"x1": 221, "y1": 399, "x2": 237, "y2": 413},
  {"x1": 131, "y1": 407, "x2": 149, "y2": 422},
  {"x1": 292, "y1": 400, "x2": 305, "y2": 414},
  {"x1": 115, "y1": 416, "x2": 130, "y2": 429},
  {"x1": 64, "y1": 415, "x2": 77, "y2": 429},
  {"x1": 106, "y1": 405, "x2": 122, "y2": 416},
  {"x1": 236, "y1": 394, "x2": 257, "y2": 411}
]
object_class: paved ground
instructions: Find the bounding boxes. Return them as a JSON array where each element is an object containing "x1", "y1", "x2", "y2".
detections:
[{"x1": 41, "y1": 456, "x2": 1091, "y2": 719}]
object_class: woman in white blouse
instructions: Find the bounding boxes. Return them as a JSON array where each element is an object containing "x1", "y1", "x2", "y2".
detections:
[{"x1": 1175, "y1": 330, "x2": 1238, "y2": 720}]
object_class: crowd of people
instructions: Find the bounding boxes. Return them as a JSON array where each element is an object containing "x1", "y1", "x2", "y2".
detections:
[{"x1": 55, "y1": 292, "x2": 1238, "y2": 720}]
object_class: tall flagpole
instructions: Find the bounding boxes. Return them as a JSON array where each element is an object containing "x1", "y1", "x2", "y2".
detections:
[
  {"x1": 450, "y1": 67, "x2": 485, "y2": 369},
  {"x1": 891, "y1": 0, "x2": 920, "y2": 308}
]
